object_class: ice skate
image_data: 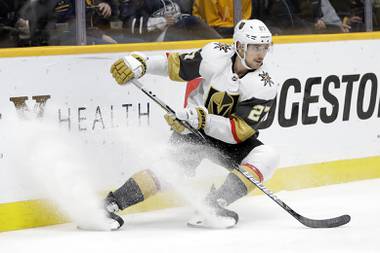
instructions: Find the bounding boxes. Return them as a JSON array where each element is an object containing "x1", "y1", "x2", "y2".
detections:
[
  {"x1": 187, "y1": 185, "x2": 239, "y2": 229},
  {"x1": 187, "y1": 197, "x2": 239, "y2": 229},
  {"x1": 75, "y1": 192, "x2": 124, "y2": 231},
  {"x1": 104, "y1": 192, "x2": 125, "y2": 230}
]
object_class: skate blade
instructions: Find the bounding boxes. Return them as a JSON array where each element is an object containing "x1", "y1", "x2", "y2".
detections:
[
  {"x1": 77, "y1": 218, "x2": 122, "y2": 231},
  {"x1": 187, "y1": 214, "x2": 236, "y2": 229}
]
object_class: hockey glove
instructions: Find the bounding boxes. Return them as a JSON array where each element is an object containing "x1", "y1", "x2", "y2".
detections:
[
  {"x1": 164, "y1": 107, "x2": 208, "y2": 134},
  {"x1": 110, "y1": 53, "x2": 147, "y2": 85}
]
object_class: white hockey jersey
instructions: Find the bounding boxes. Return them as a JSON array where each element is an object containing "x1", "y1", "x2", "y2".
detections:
[{"x1": 148, "y1": 42, "x2": 278, "y2": 144}]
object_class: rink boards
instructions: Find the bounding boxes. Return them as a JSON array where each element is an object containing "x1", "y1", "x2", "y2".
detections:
[{"x1": 0, "y1": 32, "x2": 380, "y2": 232}]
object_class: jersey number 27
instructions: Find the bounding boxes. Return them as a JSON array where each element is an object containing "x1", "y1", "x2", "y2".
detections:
[{"x1": 248, "y1": 105, "x2": 270, "y2": 122}]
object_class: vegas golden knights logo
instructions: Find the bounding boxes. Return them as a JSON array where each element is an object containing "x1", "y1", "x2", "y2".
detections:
[{"x1": 205, "y1": 87, "x2": 239, "y2": 117}]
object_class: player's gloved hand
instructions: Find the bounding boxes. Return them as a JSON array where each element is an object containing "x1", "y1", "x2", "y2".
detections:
[
  {"x1": 164, "y1": 107, "x2": 208, "y2": 134},
  {"x1": 110, "y1": 53, "x2": 147, "y2": 85}
]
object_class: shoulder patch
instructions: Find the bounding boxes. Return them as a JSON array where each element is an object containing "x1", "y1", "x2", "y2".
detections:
[
  {"x1": 213, "y1": 43, "x2": 232, "y2": 53},
  {"x1": 202, "y1": 42, "x2": 234, "y2": 57},
  {"x1": 258, "y1": 71, "x2": 275, "y2": 87},
  {"x1": 199, "y1": 42, "x2": 234, "y2": 78}
]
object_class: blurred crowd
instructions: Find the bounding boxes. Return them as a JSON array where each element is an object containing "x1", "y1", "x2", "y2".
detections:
[{"x1": 1, "y1": 0, "x2": 380, "y2": 48}]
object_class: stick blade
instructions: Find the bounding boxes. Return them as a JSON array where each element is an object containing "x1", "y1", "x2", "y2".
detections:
[{"x1": 299, "y1": 214, "x2": 351, "y2": 228}]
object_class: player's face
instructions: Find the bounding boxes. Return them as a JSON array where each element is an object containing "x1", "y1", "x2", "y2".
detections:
[{"x1": 245, "y1": 44, "x2": 270, "y2": 69}]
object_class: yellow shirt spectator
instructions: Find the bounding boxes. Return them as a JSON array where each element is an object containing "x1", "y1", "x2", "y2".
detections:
[{"x1": 192, "y1": 0, "x2": 252, "y2": 28}]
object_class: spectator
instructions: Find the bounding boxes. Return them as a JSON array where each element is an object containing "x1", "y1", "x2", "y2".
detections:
[
  {"x1": 294, "y1": 0, "x2": 326, "y2": 31},
  {"x1": 325, "y1": 0, "x2": 379, "y2": 32},
  {"x1": 17, "y1": 0, "x2": 116, "y2": 46},
  {"x1": 114, "y1": 0, "x2": 220, "y2": 42},
  {"x1": 174, "y1": 0, "x2": 194, "y2": 14},
  {"x1": 0, "y1": 1, "x2": 19, "y2": 29},
  {"x1": 85, "y1": 0, "x2": 117, "y2": 44},
  {"x1": 252, "y1": 0, "x2": 314, "y2": 35},
  {"x1": 319, "y1": 0, "x2": 351, "y2": 33},
  {"x1": 18, "y1": 0, "x2": 67, "y2": 46},
  {"x1": 0, "y1": 0, "x2": 28, "y2": 47},
  {"x1": 192, "y1": 0, "x2": 252, "y2": 38},
  {"x1": 284, "y1": 0, "x2": 378, "y2": 34},
  {"x1": 328, "y1": 0, "x2": 380, "y2": 32},
  {"x1": 269, "y1": 0, "x2": 347, "y2": 34},
  {"x1": 374, "y1": 0, "x2": 380, "y2": 30}
]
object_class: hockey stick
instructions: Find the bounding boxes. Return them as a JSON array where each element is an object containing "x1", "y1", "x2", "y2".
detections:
[{"x1": 130, "y1": 79, "x2": 351, "y2": 228}]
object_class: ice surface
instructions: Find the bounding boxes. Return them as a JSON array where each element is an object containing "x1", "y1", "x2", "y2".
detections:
[{"x1": 1, "y1": 178, "x2": 379, "y2": 253}]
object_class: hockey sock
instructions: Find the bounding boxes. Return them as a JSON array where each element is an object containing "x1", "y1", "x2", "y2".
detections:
[
  {"x1": 207, "y1": 172, "x2": 247, "y2": 206},
  {"x1": 112, "y1": 169, "x2": 161, "y2": 210},
  {"x1": 209, "y1": 164, "x2": 263, "y2": 206}
]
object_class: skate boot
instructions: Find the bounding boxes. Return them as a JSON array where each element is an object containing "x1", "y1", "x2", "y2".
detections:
[
  {"x1": 104, "y1": 192, "x2": 125, "y2": 230},
  {"x1": 76, "y1": 192, "x2": 124, "y2": 231},
  {"x1": 187, "y1": 186, "x2": 239, "y2": 229}
]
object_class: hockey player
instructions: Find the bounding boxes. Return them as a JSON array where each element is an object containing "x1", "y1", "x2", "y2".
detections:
[{"x1": 106, "y1": 19, "x2": 280, "y2": 230}]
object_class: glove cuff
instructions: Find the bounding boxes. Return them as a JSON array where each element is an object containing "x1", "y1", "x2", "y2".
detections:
[
  {"x1": 124, "y1": 52, "x2": 147, "y2": 78},
  {"x1": 196, "y1": 107, "x2": 207, "y2": 130},
  {"x1": 131, "y1": 53, "x2": 147, "y2": 76}
]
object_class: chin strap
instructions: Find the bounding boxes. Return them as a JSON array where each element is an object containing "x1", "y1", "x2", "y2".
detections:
[{"x1": 235, "y1": 43, "x2": 253, "y2": 70}]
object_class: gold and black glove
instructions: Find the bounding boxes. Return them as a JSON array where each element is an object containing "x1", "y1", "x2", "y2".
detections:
[
  {"x1": 110, "y1": 53, "x2": 147, "y2": 85},
  {"x1": 164, "y1": 107, "x2": 207, "y2": 134}
]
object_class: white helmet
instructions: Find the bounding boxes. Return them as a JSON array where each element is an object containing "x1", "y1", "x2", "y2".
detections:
[{"x1": 233, "y1": 19, "x2": 272, "y2": 69}]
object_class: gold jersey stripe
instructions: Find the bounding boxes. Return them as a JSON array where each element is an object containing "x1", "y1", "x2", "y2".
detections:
[
  {"x1": 230, "y1": 115, "x2": 255, "y2": 143},
  {"x1": 167, "y1": 53, "x2": 185, "y2": 82},
  {"x1": 132, "y1": 170, "x2": 160, "y2": 199}
]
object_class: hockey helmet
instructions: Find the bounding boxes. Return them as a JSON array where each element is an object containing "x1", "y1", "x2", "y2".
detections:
[
  {"x1": 233, "y1": 19, "x2": 272, "y2": 69},
  {"x1": 233, "y1": 19, "x2": 272, "y2": 45}
]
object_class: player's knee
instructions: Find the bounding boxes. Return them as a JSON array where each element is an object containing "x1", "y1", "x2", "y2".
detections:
[{"x1": 242, "y1": 144, "x2": 280, "y2": 182}]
